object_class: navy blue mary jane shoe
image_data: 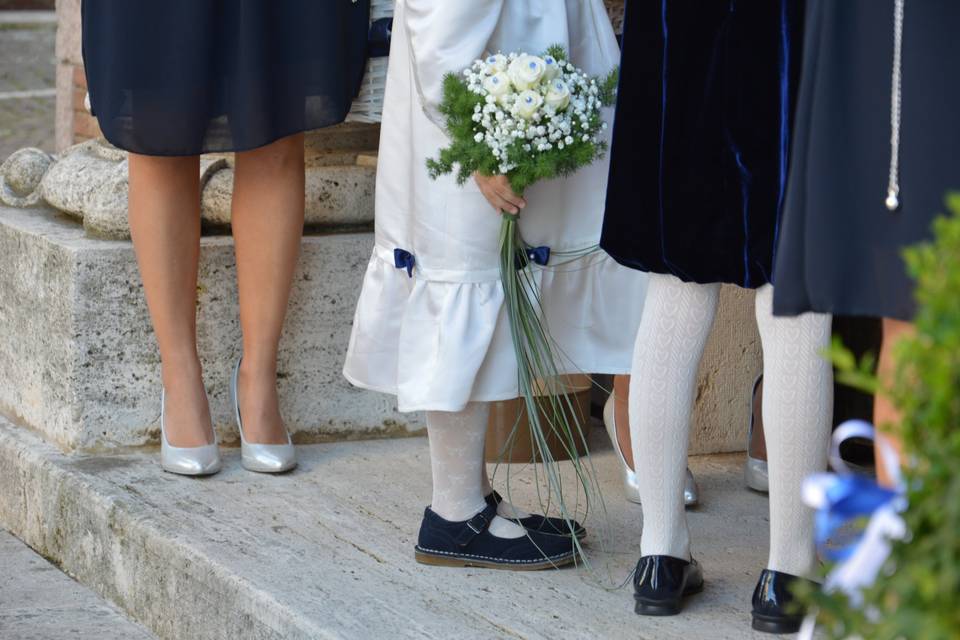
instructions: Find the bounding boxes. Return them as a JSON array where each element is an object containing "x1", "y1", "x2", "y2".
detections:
[
  {"x1": 751, "y1": 569, "x2": 814, "y2": 634},
  {"x1": 414, "y1": 503, "x2": 577, "y2": 570},
  {"x1": 633, "y1": 555, "x2": 704, "y2": 616},
  {"x1": 485, "y1": 491, "x2": 587, "y2": 540}
]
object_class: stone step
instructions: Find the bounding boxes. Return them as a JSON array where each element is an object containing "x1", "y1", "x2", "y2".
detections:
[
  {"x1": 0, "y1": 416, "x2": 782, "y2": 640},
  {"x1": 0, "y1": 529, "x2": 157, "y2": 639},
  {"x1": 0, "y1": 11, "x2": 57, "y2": 25}
]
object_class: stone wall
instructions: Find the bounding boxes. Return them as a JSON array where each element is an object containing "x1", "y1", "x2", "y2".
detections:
[
  {"x1": 692, "y1": 287, "x2": 761, "y2": 455},
  {"x1": 604, "y1": 0, "x2": 625, "y2": 33},
  {"x1": 0, "y1": 205, "x2": 415, "y2": 452}
]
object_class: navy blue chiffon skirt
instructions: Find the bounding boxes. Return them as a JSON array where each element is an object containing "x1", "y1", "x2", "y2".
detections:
[
  {"x1": 772, "y1": 0, "x2": 960, "y2": 321},
  {"x1": 81, "y1": 0, "x2": 369, "y2": 156},
  {"x1": 601, "y1": 0, "x2": 805, "y2": 289}
]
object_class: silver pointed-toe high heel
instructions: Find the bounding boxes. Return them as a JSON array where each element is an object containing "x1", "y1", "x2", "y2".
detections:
[
  {"x1": 232, "y1": 358, "x2": 297, "y2": 474},
  {"x1": 603, "y1": 392, "x2": 699, "y2": 507},
  {"x1": 160, "y1": 390, "x2": 222, "y2": 477},
  {"x1": 745, "y1": 375, "x2": 770, "y2": 493}
]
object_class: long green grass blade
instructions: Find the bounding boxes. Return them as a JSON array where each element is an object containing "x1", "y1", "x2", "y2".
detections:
[{"x1": 497, "y1": 212, "x2": 610, "y2": 567}]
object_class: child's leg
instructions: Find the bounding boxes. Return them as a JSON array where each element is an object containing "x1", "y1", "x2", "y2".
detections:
[
  {"x1": 427, "y1": 403, "x2": 524, "y2": 538},
  {"x1": 754, "y1": 285, "x2": 833, "y2": 577},
  {"x1": 631, "y1": 274, "x2": 721, "y2": 559}
]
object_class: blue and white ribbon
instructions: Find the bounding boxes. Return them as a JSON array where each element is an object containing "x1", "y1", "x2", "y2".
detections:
[{"x1": 798, "y1": 420, "x2": 907, "y2": 639}]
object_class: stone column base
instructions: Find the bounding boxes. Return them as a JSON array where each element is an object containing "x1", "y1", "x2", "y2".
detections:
[{"x1": 0, "y1": 205, "x2": 417, "y2": 452}]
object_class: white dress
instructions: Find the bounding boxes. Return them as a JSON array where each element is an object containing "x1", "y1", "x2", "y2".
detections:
[{"x1": 342, "y1": 0, "x2": 647, "y2": 413}]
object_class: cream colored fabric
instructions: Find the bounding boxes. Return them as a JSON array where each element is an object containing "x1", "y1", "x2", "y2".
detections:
[{"x1": 342, "y1": 0, "x2": 646, "y2": 412}]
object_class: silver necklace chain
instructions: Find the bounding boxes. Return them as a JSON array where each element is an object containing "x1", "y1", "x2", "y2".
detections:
[{"x1": 886, "y1": 0, "x2": 905, "y2": 211}]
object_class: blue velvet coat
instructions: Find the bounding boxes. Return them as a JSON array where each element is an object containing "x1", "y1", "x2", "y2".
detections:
[{"x1": 601, "y1": 0, "x2": 805, "y2": 289}]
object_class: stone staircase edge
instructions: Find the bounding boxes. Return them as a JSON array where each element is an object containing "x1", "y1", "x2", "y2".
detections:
[{"x1": 0, "y1": 417, "x2": 340, "y2": 640}]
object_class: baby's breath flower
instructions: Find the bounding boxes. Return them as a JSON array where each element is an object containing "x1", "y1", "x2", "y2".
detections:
[{"x1": 440, "y1": 48, "x2": 609, "y2": 187}]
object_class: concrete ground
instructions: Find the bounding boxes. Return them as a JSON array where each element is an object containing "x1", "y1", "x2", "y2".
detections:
[
  {"x1": 0, "y1": 415, "x2": 796, "y2": 640},
  {"x1": 0, "y1": 11, "x2": 56, "y2": 160},
  {"x1": 0, "y1": 530, "x2": 156, "y2": 639}
]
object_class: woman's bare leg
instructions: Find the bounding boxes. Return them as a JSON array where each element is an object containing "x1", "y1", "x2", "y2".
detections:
[
  {"x1": 874, "y1": 317, "x2": 914, "y2": 486},
  {"x1": 128, "y1": 153, "x2": 212, "y2": 447},
  {"x1": 231, "y1": 133, "x2": 305, "y2": 444}
]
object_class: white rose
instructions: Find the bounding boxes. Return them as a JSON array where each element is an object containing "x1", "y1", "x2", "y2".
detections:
[
  {"x1": 544, "y1": 79, "x2": 571, "y2": 111},
  {"x1": 484, "y1": 53, "x2": 508, "y2": 73},
  {"x1": 483, "y1": 72, "x2": 511, "y2": 100},
  {"x1": 542, "y1": 55, "x2": 561, "y2": 81},
  {"x1": 508, "y1": 55, "x2": 547, "y2": 91},
  {"x1": 515, "y1": 90, "x2": 544, "y2": 119}
]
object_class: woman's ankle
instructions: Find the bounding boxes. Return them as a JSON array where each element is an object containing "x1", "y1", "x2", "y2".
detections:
[
  {"x1": 238, "y1": 349, "x2": 278, "y2": 378},
  {"x1": 160, "y1": 369, "x2": 214, "y2": 447},
  {"x1": 160, "y1": 350, "x2": 203, "y2": 384}
]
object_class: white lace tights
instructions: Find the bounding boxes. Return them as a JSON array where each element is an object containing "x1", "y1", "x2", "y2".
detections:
[
  {"x1": 426, "y1": 403, "x2": 527, "y2": 539},
  {"x1": 630, "y1": 275, "x2": 832, "y2": 577}
]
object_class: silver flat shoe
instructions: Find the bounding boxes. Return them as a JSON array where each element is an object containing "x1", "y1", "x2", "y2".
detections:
[
  {"x1": 603, "y1": 393, "x2": 699, "y2": 507},
  {"x1": 745, "y1": 375, "x2": 769, "y2": 493},
  {"x1": 232, "y1": 358, "x2": 297, "y2": 474},
  {"x1": 160, "y1": 390, "x2": 222, "y2": 477}
]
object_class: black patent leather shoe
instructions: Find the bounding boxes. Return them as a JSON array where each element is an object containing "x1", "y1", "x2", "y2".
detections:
[
  {"x1": 414, "y1": 503, "x2": 577, "y2": 570},
  {"x1": 485, "y1": 491, "x2": 587, "y2": 539},
  {"x1": 751, "y1": 569, "x2": 815, "y2": 634},
  {"x1": 633, "y1": 555, "x2": 704, "y2": 616}
]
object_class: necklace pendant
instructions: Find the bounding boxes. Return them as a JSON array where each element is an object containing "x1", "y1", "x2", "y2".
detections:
[{"x1": 885, "y1": 189, "x2": 900, "y2": 211}]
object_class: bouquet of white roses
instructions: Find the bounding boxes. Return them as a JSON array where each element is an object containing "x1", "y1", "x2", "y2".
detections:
[
  {"x1": 428, "y1": 47, "x2": 618, "y2": 545},
  {"x1": 427, "y1": 46, "x2": 616, "y2": 194}
]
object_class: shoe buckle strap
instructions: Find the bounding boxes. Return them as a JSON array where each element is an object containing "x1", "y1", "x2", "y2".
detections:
[
  {"x1": 466, "y1": 514, "x2": 487, "y2": 535},
  {"x1": 452, "y1": 503, "x2": 497, "y2": 547}
]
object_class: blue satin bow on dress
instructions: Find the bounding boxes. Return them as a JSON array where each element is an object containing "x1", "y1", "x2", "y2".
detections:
[
  {"x1": 525, "y1": 245, "x2": 551, "y2": 266},
  {"x1": 514, "y1": 245, "x2": 550, "y2": 270},
  {"x1": 394, "y1": 248, "x2": 415, "y2": 277}
]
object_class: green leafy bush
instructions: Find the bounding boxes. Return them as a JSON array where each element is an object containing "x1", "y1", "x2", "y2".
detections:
[{"x1": 809, "y1": 194, "x2": 960, "y2": 639}]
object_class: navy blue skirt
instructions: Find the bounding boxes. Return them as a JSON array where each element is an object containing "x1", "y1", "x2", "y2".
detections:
[
  {"x1": 773, "y1": 0, "x2": 960, "y2": 321},
  {"x1": 81, "y1": 0, "x2": 369, "y2": 156},
  {"x1": 601, "y1": 0, "x2": 805, "y2": 289}
]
